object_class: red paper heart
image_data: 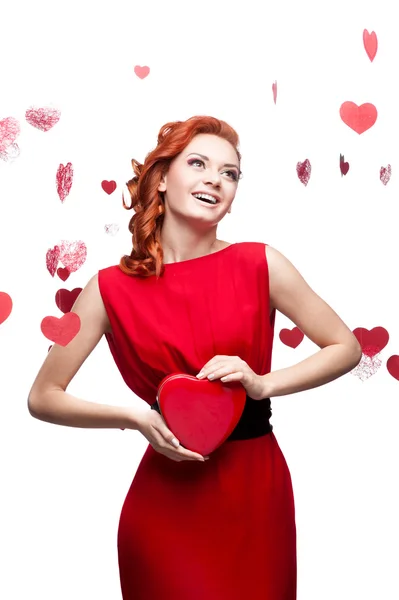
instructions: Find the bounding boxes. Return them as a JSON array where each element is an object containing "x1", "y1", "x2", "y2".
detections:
[
  {"x1": 134, "y1": 65, "x2": 150, "y2": 79},
  {"x1": 56, "y1": 162, "x2": 74, "y2": 202},
  {"x1": 387, "y1": 355, "x2": 399, "y2": 381},
  {"x1": 363, "y1": 29, "x2": 378, "y2": 62},
  {"x1": 280, "y1": 327, "x2": 304, "y2": 349},
  {"x1": 57, "y1": 267, "x2": 70, "y2": 281},
  {"x1": 157, "y1": 374, "x2": 246, "y2": 455},
  {"x1": 340, "y1": 154, "x2": 350, "y2": 175},
  {"x1": 296, "y1": 159, "x2": 311, "y2": 186},
  {"x1": 41, "y1": 312, "x2": 81, "y2": 346},
  {"x1": 25, "y1": 106, "x2": 61, "y2": 131},
  {"x1": 55, "y1": 288, "x2": 83, "y2": 313},
  {"x1": 46, "y1": 245, "x2": 60, "y2": 277},
  {"x1": 353, "y1": 326, "x2": 389, "y2": 357},
  {"x1": 101, "y1": 180, "x2": 117, "y2": 194},
  {"x1": 0, "y1": 292, "x2": 13, "y2": 325},
  {"x1": 339, "y1": 102, "x2": 378, "y2": 134}
]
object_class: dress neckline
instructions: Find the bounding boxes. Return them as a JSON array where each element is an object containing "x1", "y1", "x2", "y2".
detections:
[{"x1": 163, "y1": 243, "x2": 237, "y2": 267}]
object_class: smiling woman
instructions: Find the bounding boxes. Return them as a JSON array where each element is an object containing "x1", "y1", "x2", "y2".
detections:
[{"x1": 27, "y1": 114, "x2": 361, "y2": 600}]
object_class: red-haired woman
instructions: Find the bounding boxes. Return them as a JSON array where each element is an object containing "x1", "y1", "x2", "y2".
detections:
[{"x1": 28, "y1": 116, "x2": 362, "y2": 599}]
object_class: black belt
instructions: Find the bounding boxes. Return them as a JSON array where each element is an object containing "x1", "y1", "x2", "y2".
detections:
[{"x1": 150, "y1": 395, "x2": 273, "y2": 442}]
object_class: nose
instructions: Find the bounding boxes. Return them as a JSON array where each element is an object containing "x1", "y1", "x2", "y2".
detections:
[{"x1": 204, "y1": 170, "x2": 222, "y2": 186}]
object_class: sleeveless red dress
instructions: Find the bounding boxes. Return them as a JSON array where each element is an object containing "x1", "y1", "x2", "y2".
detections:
[{"x1": 98, "y1": 241, "x2": 297, "y2": 599}]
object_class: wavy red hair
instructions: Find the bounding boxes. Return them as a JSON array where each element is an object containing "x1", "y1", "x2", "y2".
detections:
[{"x1": 119, "y1": 115, "x2": 241, "y2": 279}]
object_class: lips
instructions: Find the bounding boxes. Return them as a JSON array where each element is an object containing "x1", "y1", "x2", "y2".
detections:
[{"x1": 191, "y1": 192, "x2": 220, "y2": 206}]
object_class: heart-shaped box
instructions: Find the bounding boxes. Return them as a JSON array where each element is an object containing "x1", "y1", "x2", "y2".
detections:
[{"x1": 156, "y1": 373, "x2": 246, "y2": 455}]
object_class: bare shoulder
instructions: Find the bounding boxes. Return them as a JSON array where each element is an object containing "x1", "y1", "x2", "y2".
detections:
[
  {"x1": 28, "y1": 273, "x2": 111, "y2": 403},
  {"x1": 265, "y1": 244, "x2": 361, "y2": 353}
]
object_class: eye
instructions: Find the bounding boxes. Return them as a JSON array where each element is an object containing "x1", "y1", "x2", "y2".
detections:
[
  {"x1": 224, "y1": 170, "x2": 238, "y2": 181},
  {"x1": 188, "y1": 158, "x2": 239, "y2": 182},
  {"x1": 188, "y1": 158, "x2": 205, "y2": 168}
]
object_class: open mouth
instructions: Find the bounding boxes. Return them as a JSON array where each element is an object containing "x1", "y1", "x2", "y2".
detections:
[{"x1": 192, "y1": 193, "x2": 219, "y2": 205}]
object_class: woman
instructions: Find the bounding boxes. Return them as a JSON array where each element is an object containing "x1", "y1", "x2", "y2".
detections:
[{"x1": 28, "y1": 115, "x2": 362, "y2": 599}]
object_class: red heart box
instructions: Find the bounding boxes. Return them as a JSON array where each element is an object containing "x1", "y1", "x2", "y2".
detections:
[{"x1": 156, "y1": 373, "x2": 246, "y2": 455}]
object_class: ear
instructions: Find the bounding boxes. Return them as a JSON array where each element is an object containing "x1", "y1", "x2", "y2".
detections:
[{"x1": 158, "y1": 174, "x2": 167, "y2": 193}]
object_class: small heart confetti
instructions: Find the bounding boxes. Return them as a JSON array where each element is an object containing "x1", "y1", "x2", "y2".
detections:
[
  {"x1": 25, "y1": 106, "x2": 61, "y2": 131},
  {"x1": 101, "y1": 180, "x2": 117, "y2": 194},
  {"x1": 380, "y1": 164, "x2": 391, "y2": 185},
  {"x1": 340, "y1": 154, "x2": 350, "y2": 176},
  {"x1": 0, "y1": 117, "x2": 21, "y2": 162},
  {"x1": 387, "y1": 355, "x2": 399, "y2": 381},
  {"x1": 0, "y1": 292, "x2": 13, "y2": 325},
  {"x1": 104, "y1": 223, "x2": 120, "y2": 236},
  {"x1": 134, "y1": 65, "x2": 150, "y2": 79},
  {"x1": 339, "y1": 102, "x2": 378, "y2": 134},
  {"x1": 56, "y1": 162, "x2": 74, "y2": 202},
  {"x1": 46, "y1": 245, "x2": 61, "y2": 277},
  {"x1": 363, "y1": 29, "x2": 378, "y2": 62},
  {"x1": 41, "y1": 312, "x2": 81, "y2": 346},
  {"x1": 279, "y1": 327, "x2": 304, "y2": 348},
  {"x1": 296, "y1": 159, "x2": 311, "y2": 186},
  {"x1": 272, "y1": 81, "x2": 277, "y2": 104},
  {"x1": 55, "y1": 288, "x2": 83, "y2": 313},
  {"x1": 57, "y1": 267, "x2": 70, "y2": 281},
  {"x1": 59, "y1": 240, "x2": 87, "y2": 273},
  {"x1": 353, "y1": 326, "x2": 389, "y2": 357}
]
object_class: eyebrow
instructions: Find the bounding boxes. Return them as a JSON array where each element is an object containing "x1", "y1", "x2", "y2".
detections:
[{"x1": 187, "y1": 152, "x2": 240, "y2": 171}]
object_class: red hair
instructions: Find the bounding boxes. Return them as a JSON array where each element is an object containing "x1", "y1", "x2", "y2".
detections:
[{"x1": 119, "y1": 115, "x2": 241, "y2": 279}]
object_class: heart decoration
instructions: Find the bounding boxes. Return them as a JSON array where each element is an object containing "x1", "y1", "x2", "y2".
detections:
[
  {"x1": 41, "y1": 312, "x2": 81, "y2": 346},
  {"x1": 57, "y1": 267, "x2": 70, "y2": 281},
  {"x1": 0, "y1": 292, "x2": 13, "y2": 325},
  {"x1": 156, "y1": 373, "x2": 246, "y2": 455},
  {"x1": 134, "y1": 65, "x2": 150, "y2": 79},
  {"x1": 353, "y1": 326, "x2": 389, "y2": 358},
  {"x1": 25, "y1": 106, "x2": 61, "y2": 131},
  {"x1": 380, "y1": 165, "x2": 391, "y2": 186},
  {"x1": 56, "y1": 162, "x2": 74, "y2": 202},
  {"x1": 59, "y1": 240, "x2": 87, "y2": 272},
  {"x1": 272, "y1": 81, "x2": 277, "y2": 104},
  {"x1": 101, "y1": 180, "x2": 117, "y2": 194},
  {"x1": 55, "y1": 288, "x2": 83, "y2": 313},
  {"x1": 296, "y1": 159, "x2": 311, "y2": 186},
  {"x1": 363, "y1": 29, "x2": 378, "y2": 62},
  {"x1": 280, "y1": 327, "x2": 304, "y2": 349},
  {"x1": 339, "y1": 102, "x2": 378, "y2": 134},
  {"x1": 46, "y1": 245, "x2": 60, "y2": 277},
  {"x1": 387, "y1": 356, "x2": 399, "y2": 381},
  {"x1": 0, "y1": 117, "x2": 21, "y2": 161},
  {"x1": 104, "y1": 223, "x2": 120, "y2": 236},
  {"x1": 340, "y1": 154, "x2": 350, "y2": 176}
]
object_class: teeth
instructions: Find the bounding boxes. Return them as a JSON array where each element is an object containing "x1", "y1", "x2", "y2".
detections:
[{"x1": 193, "y1": 193, "x2": 218, "y2": 204}]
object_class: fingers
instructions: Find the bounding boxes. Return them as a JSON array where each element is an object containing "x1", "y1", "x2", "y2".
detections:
[{"x1": 153, "y1": 421, "x2": 209, "y2": 462}]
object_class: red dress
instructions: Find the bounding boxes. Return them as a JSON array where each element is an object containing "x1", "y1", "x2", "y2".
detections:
[{"x1": 98, "y1": 241, "x2": 297, "y2": 599}]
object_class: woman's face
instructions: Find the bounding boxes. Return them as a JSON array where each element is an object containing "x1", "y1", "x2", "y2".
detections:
[{"x1": 158, "y1": 133, "x2": 240, "y2": 225}]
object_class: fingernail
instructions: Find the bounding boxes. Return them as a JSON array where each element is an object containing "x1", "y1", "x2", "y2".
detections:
[
  {"x1": 171, "y1": 438, "x2": 179, "y2": 447},
  {"x1": 196, "y1": 371, "x2": 204, "y2": 379}
]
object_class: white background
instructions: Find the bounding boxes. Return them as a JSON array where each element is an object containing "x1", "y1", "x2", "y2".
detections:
[{"x1": 1, "y1": 0, "x2": 398, "y2": 598}]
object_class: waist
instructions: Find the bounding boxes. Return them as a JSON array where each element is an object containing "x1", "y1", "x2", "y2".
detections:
[{"x1": 150, "y1": 394, "x2": 273, "y2": 442}]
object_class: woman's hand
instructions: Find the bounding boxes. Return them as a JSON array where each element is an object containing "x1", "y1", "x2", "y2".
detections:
[
  {"x1": 135, "y1": 409, "x2": 209, "y2": 462},
  {"x1": 196, "y1": 355, "x2": 267, "y2": 400}
]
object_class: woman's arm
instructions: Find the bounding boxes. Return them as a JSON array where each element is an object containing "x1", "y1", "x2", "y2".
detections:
[
  {"x1": 27, "y1": 274, "x2": 144, "y2": 429},
  {"x1": 262, "y1": 245, "x2": 362, "y2": 398}
]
